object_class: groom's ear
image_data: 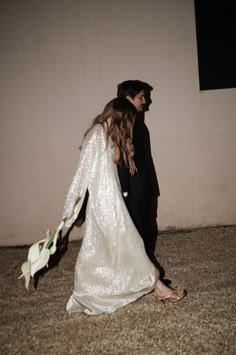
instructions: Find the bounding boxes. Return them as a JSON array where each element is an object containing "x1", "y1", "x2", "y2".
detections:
[{"x1": 126, "y1": 96, "x2": 133, "y2": 104}]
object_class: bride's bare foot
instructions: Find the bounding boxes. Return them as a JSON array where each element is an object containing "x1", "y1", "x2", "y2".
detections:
[{"x1": 154, "y1": 280, "x2": 186, "y2": 303}]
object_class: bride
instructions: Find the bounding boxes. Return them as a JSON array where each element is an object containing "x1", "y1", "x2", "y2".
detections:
[
  {"x1": 20, "y1": 97, "x2": 185, "y2": 315},
  {"x1": 63, "y1": 97, "x2": 185, "y2": 314}
]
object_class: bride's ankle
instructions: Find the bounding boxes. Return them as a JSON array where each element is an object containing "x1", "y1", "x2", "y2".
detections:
[
  {"x1": 154, "y1": 280, "x2": 172, "y2": 297},
  {"x1": 155, "y1": 279, "x2": 168, "y2": 291}
]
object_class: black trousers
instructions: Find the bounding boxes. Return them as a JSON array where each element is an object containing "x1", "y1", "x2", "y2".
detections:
[{"x1": 125, "y1": 194, "x2": 154, "y2": 255}]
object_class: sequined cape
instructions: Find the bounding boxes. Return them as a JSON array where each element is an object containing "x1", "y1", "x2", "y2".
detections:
[{"x1": 63, "y1": 124, "x2": 159, "y2": 315}]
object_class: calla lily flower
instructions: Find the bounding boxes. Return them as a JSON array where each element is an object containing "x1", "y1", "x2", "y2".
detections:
[
  {"x1": 19, "y1": 196, "x2": 81, "y2": 289},
  {"x1": 18, "y1": 227, "x2": 63, "y2": 289}
]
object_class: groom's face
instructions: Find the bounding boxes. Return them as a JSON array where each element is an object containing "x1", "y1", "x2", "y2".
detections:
[{"x1": 127, "y1": 90, "x2": 146, "y2": 112}]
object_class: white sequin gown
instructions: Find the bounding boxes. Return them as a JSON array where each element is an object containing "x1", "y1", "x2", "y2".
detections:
[{"x1": 63, "y1": 124, "x2": 159, "y2": 315}]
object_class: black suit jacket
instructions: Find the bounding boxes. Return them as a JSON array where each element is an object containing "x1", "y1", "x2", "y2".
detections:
[{"x1": 118, "y1": 114, "x2": 159, "y2": 202}]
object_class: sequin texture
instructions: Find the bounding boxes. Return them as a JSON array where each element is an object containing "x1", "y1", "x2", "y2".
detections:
[{"x1": 63, "y1": 125, "x2": 159, "y2": 315}]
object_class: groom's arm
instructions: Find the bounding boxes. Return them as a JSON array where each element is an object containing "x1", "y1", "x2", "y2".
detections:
[{"x1": 117, "y1": 162, "x2": 130, "y2": 198}]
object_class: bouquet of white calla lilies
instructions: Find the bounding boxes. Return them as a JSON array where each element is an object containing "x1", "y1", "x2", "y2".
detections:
[
  {"x1": 18, "y1": 223, "x2": 64, "y2": 289},
  {"x1": 19, "y1": 196, "x2": 81, "y2": 289}
]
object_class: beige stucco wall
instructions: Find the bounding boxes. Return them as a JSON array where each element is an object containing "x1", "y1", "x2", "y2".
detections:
[{"x1": 1, "y1": 0, "x2": 235, "y2": 246}]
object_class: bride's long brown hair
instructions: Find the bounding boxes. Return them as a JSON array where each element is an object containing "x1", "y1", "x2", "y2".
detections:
[{"x1": 85, "y1": 98, "x2": 137, "y2": 175}]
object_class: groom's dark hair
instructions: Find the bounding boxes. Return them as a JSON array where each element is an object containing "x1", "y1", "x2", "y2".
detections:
[{"x1": 117, "y1": 80, "x2": 153, "y2": 99}]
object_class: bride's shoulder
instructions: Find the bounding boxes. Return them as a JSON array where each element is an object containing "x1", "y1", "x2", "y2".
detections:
[
  {"x1": 83, "y1": 124, "x2": 107, "y2": 145},
  {"x1": 93, "y1": 123, "x2": 106, "y2": 136}
]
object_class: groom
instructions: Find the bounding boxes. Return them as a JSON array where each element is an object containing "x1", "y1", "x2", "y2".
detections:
[{"x1": 117, "y1": 80, "x2": 160, "y2": 266}]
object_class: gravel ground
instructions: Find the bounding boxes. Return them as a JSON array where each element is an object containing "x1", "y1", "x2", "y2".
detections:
[{"x1": 0, "y1": 225, "x2": 235, "y2": 354}]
